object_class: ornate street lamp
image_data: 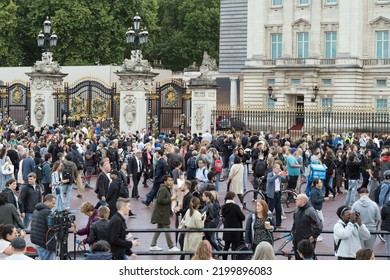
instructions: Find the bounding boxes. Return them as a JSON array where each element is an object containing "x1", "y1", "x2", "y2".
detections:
[
  {"x1": 125, "y1": 12, "x2": 149, "y2": 51},
  {"x1": 267, "y1": 86, "x2": 277, "y2": 102},
  {"x1": 37, "y1": 16, "x2": 57, "y2": 53},
  {"x1": 311, "y1": 86, "x2": 319, "y2": 102}
]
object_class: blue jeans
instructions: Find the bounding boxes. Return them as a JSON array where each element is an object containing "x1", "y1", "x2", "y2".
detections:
[
  {"x1": 243, "y1": 164, "x2": 248, "y2": 192},
  {"x1": 215, "y1": 173, "x2": 220, "y2": 192},
  {"x1": 1, "y1": 174, "x2": 11, "y2": 191},
  {"x1": 62, "y1": 184, "x2": 72, "y2": 209},
  {"x1": 36, "y1": 246, "x2": 56, "y2": 260},
  {"x1": 52, "y1": 186, "x2": 64, "y2": 212},
  {"x1": 23, "y1": 212, "x2": 33, "y2": 229},
  {"x1": 305, "y1": 178, "x2": 313, "y2": 196},
  {"x1": 344, "y1": 179, "x2": 358, "y2": 206}
]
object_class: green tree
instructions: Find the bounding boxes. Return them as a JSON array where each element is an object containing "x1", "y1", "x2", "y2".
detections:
[
  {"x1": 14, "y1": 0, "x2": 159, "y2": 66},
  {"x1": 154, "y1": 0, "x2": 219, "y2": 71},
  {"x1": 2, "y1": 0, "x2": 219, "y2": 70},
  {"x1": 0, "y1": 0, "x2": 20, "y2": 66}
]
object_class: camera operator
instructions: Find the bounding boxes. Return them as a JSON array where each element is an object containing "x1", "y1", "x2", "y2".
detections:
[
  {"x1": 73, "y1": 201, "x2": 99, "y2": 247},
  {"x1": 30, "y1": 194, "x2": 57, "y2": 260},
  {"x1": 333, "y1": 205, "x2": 371, "y2": 260}
]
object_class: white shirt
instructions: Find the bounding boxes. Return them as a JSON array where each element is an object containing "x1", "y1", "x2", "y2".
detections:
[
  {"x1": 136, "y1": 158, "x2": 141, "y2": 173},
  {"x1": 0, "y1": 239, "x2": 11, "y2": 260},
  {"x1": 273, "y1": 172, "x2": 281, "y2": 192},
  {"x1": 4, "y1": 253, "x2": 34, "y2": 260}
]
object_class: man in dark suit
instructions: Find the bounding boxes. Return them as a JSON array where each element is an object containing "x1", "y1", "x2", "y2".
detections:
[
  {"x1": 142, "y1": 150, "x2": 167, "y2": 206},
  {"x1": 265, "y1": 163, "x2": 288, "y2": 228},
  {"x1": 95, "y1": 161, "x2": 111, "y2": 209},
  {"x1": 128, "y1": 151, "x2": 144, "y2": 198},
  {"x1": 107, "y1": 198, "x2": 139, "y2": 260}
]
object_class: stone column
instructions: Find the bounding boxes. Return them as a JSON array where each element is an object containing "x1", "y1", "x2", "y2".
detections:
[
  {"x1": 26, "y1": 53, "x2": 67, "y2": 128},
  {"x1": 230, "y1": 76, "x2": 238, "y2": 106},
  {"x1": 116, "y1": 72, "x2": 158, "y2": 134},
  {"x1": 338, "y1": 0, "x2": 351, "y2": 58},
  {"x1": 189, "y1": 78, "x2": 218, "y2": 135}
]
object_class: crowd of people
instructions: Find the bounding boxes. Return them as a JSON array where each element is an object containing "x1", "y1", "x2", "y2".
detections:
[{"x1": 0, "y1": 122, "x2": 390, "y2": 260}]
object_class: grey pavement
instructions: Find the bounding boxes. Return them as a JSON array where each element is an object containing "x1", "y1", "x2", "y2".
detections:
[{"x1": 24, "y1": 175, "x2": 386, "y2": 260}]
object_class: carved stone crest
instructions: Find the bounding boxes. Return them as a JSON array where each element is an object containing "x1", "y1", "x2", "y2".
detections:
[
  {"x1": 194, "y1": 105, "x2": 204, "y2": 131},
  {"x1": 29, "y1": 76, "x2": 63, "y2": 91},
  {"x1": 123, "y1": 94, "x2": 137, "y2": 127},
  {"x1": 34, "y1": 95, "x2": 45, "y2": 127}
]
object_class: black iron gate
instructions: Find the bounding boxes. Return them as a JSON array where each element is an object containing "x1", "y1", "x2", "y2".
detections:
[
  {"x1": 55, "y1": 80, "x2": 118, "y2": 128},
  {"x1": 146, "y1": 79, "x2": 191, "y2": 135},
  {"x1": 0, "y1": 82, "x2": 31, "y2": 126}
]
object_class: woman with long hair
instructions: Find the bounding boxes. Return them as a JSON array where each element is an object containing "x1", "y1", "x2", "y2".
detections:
[
  {"x1": 245, "y1": 200, "x2": 274, "y2": 252},
  {"x1": 51, "y1": 161, "x2": 68, "y2": 211},
  {"x1": 183, "y1": 197, "x2": 205, "y2": 255},
  {"x1": 191, "y1": 240, "x2": 214, "y2": 260},
  {"x1": 0, "y1": 147, "x2": 13, "y2": 191}
]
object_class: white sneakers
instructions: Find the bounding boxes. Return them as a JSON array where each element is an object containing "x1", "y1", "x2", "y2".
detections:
[
  {"x1": 168, "y1": 246, "x2": 180, "y2": 252},
  {"x1": 149, "y1": 246, "x2": 180, "y2": 251}
]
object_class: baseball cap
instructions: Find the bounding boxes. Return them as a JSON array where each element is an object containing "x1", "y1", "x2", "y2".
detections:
[
  {"x1": 290, "y1": 148, "x2": 297, "y2": 153},
  {"x1": 10, "y1": 237, "x2": 26, "y2": 250}
]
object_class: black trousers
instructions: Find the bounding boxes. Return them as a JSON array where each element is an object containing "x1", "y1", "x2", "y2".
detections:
[
  {"x1": 222, "y1": 241, "x2": 240, "y2": 260},
  {"x1": 131, "y1": 172, "x2": 141, "y2": 197}
]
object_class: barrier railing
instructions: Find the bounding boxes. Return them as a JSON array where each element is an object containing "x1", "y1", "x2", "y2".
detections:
[{"x1": 25, "y1": 228, "x2": 390, "y2": 259}]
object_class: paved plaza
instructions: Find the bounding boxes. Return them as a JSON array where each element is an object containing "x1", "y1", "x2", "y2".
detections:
[{"x1": 22, "y1": 174, "x2": 387, "y2": 260}]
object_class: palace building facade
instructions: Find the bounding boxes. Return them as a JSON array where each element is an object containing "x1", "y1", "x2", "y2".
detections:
[{"x1": 220, "y1": 0, "x2": 390, "y2": 110}]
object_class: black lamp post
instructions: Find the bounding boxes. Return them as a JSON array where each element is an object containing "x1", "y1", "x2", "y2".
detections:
[
  {"x1": 125, "y1": 12, "x2": 149, "y2": 51},
  {"x1": 311, "y1": 86, "x2": 319, "y2": 102},
  {"x1": 267, "y1": 86, "x2": 277, "y2": 102},
  {"x1": 36, "y1": 16, "x2": 57, "y2": 53}
]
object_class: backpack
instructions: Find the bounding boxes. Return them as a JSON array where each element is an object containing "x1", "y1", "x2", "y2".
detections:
[
  {"x1": 119, "y1": 182, "x2": 129, "y2": 198},
  {"x1": 161, "y1": 159, "x2": 170, "y2": 176},
  {"x1": 374, "y1": 182, "x2": 390, "y2": 204},
  {"x1": 254, "y1": 159, "x2": 267, "y2": 178},
  {"x1": 107, "y1": 147, "x2": 116, "y2": 163},
  {"x1": 73, "y1": 152, "x2": 85, "y2": 170},
  {"x1": 62, "y1": 164, "x2": 74, "y2": 184},
  {"x1": 187, "y1": 156, "x2": 197, "y2": 170},
  {"x1": 213, "y1": 159, "x2": 223, "y2": 173},
  {"x1": 35, "y1": 163, "x2": 43, "y2": 182}
]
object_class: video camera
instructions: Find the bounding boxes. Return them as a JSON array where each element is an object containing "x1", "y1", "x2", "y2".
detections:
[{"x1": 48, "y1": 209, "x2": 76, "y2": 230}]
